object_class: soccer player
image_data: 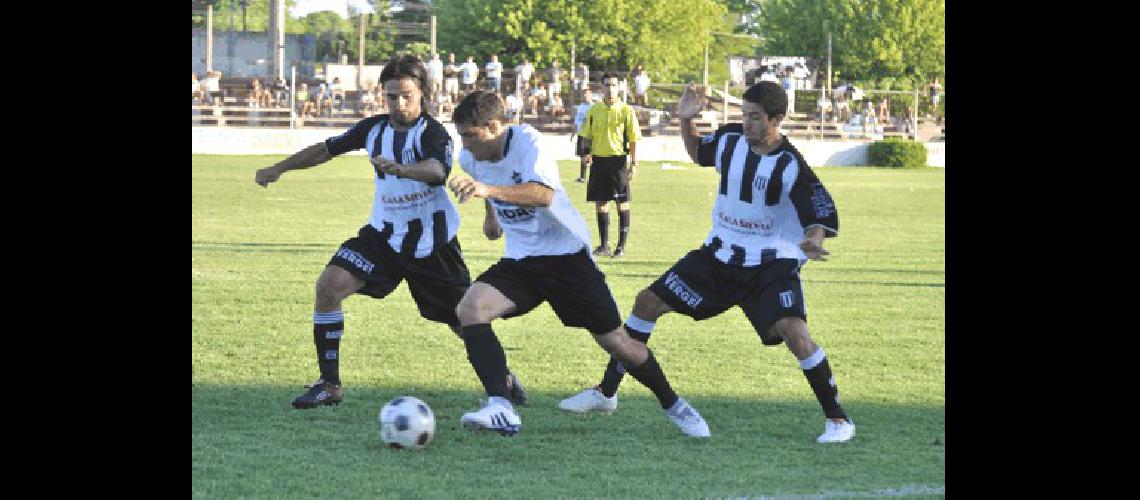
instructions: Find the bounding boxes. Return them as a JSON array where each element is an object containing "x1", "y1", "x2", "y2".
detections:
[
  {"x1": 446, "y1": 91, "x2": 710, "y2": 438},
  {"x1": 253, "y1": 55, "x2": 526, "y2": 410},
  {"x1": 579, "y1": 73, "x2": 640, "y2": 258},
  {"x1": 559, "y1": 81, "x2": 856, "y2": 443}
]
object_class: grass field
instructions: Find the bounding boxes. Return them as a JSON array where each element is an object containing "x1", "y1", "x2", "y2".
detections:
[{"x1": 192, "y1": 153, "x2": 944, "y2": 498}]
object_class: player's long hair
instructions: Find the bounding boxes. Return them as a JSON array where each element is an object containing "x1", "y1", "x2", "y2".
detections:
[{"x1": 379, "y1": 54, "x2": 431, "y2": 111}]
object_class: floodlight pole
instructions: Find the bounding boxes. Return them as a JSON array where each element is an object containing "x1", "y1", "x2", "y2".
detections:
[
  {"x1": 205, "y1": 4, "x2": 214, "y2": 73},
  {"x1": 358, "y1": 11, "x2": 366, "y2": 91}
]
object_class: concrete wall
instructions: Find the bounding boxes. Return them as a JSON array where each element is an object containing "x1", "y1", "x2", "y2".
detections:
[
  {"x1": 192, "y1": 125, "x2": 946, "y2": 167},
  {"x1": 192, "y1": 28, "x2": 316, "y2": 78}
]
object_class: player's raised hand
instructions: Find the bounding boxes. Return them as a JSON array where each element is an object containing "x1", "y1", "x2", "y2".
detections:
[
  {"x1": 675, "y1": 82, "x2": 707, "y2": 119},
  {"x1": 255, "y1": 166, "x2": 282, "y2": 187},
  {"x1": 799, "y1": 237, "x2": 830, "y2": 261}
]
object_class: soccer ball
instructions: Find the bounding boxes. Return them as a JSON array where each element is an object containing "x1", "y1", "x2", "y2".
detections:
[{"x1": 378, "y1": 396, "x2": 436, "y2": 450}]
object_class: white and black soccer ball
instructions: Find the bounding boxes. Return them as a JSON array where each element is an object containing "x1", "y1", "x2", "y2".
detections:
[{"x1": 378, "y1": 396, "x2": 435, "y2": 450}]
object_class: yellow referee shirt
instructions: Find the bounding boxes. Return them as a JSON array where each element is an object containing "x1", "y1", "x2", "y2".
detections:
[{"x1": 578, "y1": 100, "x2": 642, "y2": 157}]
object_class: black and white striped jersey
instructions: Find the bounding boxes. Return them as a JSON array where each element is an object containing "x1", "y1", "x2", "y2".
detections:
[
  {"x1": 324, "y1": 112, "x2": 459, "y2": 258},
  {"x1": 695, "y1": 124, "x2": 839, "y2": 267}
]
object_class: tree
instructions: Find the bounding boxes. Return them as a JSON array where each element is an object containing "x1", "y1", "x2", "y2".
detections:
[
  {"x1": 756, "y1": 0, "x2": 944, "y2": 87},
  {"x1": 433, "y1": 0, "x2": 730, "y2": 83}
]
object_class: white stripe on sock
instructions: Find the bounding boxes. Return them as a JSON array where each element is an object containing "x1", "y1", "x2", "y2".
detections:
[
  {"x1": 625, "y1": 314, "x2": 656, "y2": 333},
  {"x1": 799, "y1": 347, "x2": 826, "y2": 370},
  {"x1": 313, "y1": 311, "x2": 344, "y2": 324}
]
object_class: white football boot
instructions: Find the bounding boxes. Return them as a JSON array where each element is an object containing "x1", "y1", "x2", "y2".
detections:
[
  {"x1": 557, "y1": 387, "x2": 618, "y2": 414},
  {"x1": 817, "y1": 418, "x2": 855, "y2": 443},
  {"x1": 665, "y1": 397, "x2": 711, "y2": 437},
  {"x1": 460, "y1": 397, "x2": 522, "y2": 436}
]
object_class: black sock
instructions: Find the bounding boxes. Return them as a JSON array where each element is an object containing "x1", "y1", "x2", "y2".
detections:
[
  {"x1": 598, "y1": 326, "x2": 651, "y2": 397},
  {"x1": 461, "y1": 324, "x2": 510, "y2": 398},
  {"x1": 623, "y1": 349, "x2": 679, "y2": 410},
  {"x1": 801, "y1": 349, "x2": 848, "y2": 420},
  {"x1": 617, "y1": 210, "x2": 630, "y2": 248},
  {"x1": 597, "y1": 212, "x2": 610, "y2": 247},
  {"x1": 313, "y1": 311, "x2": 344, "y2": 385}
]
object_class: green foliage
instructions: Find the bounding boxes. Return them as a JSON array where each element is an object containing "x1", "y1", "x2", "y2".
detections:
[
  {"x1": 868, "y1": 138, "x2": 928, "y2": 168},
  {"x1": 434, "y1": 0, "x2": 733, "y2": 83},
  {"x1": 757, "y1": 0, "x2": 944, "y2": 86},
  {"x1": 401, "y1": 42, "x2": 433, "y2": 59}
]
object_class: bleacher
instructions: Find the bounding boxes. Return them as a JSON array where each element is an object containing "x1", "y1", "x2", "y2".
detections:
[{"x1": 194, "y1": 78, "x2": 934, "y2": 140}]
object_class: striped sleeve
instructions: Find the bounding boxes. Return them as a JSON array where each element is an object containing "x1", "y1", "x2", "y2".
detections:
[
  {"x1": 788, "y1": 158, "x2": 839, "y2": 237},
  {"x1": 325, "y1": 115, "x2": 383, "y2": 156},
  {"x1": 696, "y1": 123, "x2": 743, "y2": 167},
  {"x1": 418, "y1": 120, "x2": 454, "y2": 185}
]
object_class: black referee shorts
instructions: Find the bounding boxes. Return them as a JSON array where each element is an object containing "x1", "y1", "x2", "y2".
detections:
[
  {"x1": 475, "y1": 248, "x2": 623, "y2": 334},
  {"x1": 328, "y1": 224, "x2": 471, "y2": 327},
  {"x1": 647, "y1": 247, "x2": 807, "y2": 346},
  {"x1": 586, "y1": 155, "x2": 630, "y2": 203}
]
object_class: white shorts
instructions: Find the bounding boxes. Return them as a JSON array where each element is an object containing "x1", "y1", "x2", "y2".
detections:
[{"x1": 444, "y1": 78, "x2": 459, "y2": 94}]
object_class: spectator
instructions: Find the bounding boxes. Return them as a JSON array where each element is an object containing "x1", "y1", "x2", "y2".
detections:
[
  {"x1": 782, "y1": 67, "x2": 796, "y2": 114},
  {"x1": 572, "y1": 88, "x2": 596, "y2": 183},
  {"x1": 360, "y1": 85, "x2": 378, "y2": 116},
  {"x1": 316, "y1": 82, "x2": 333, "y2": 116},
  {"x1": 504, "y1": 89, "x2": 523, "y2": 124},
  {"x1": 485, "y1": 54, "x2": 503, "y2": 93},
  {"x1": 862, "y1": 101, "x2": 877, "y2": 135},
  {"x1": 793, "y1": 62, "x2": 810, "y2": 89},
  {"x1": 834, "y1": 85, "x2": 850, "y2": 123},
  {"x1": 192, "y1": 73, "x2": 203, "y2": 104},
  {"x1": 331, "y1": 77, "x2": 346, "y2": 112},
  {"x1": 573, "y1": 62, "x2": 590, "y2": 92},
  {"x1": 271, "y1": 76, "x2": 290, "y2": 107},
  {"x1": 816, "y1": 93, "x2": 833, "y2": 122},
  {"x1": 427, "y1": 52, "x2": 444, "y2": 104},
  {"x1": 928, "y1": 77, "x2": 942, "y2": 122},
  {"x1": 514, "y1": 56, "x2": 535, "y2": 91},
  {"x1": 547, "y1": 60, "x2": 563, "y2": 99},
  {"x1": 878, "y1": 96, "x2": 890, "y2": 123},
  {"x1": 248, "y1": 78, "x2": 268, "y2": 108},
  {"x1": 444, "y1": 53, "x2": 461, "y2": 104},
  {"x1": 528, "y1": 82, "x2": 547, "y2": 116},
  {"x1": 202, "y1": 70, "x2": 223, "y2": 105},
  {"x1": 618, "y1": 77, "x2": 629, "y2": 103},
  {"x1": 632, "y1": 65, "x2": 650, "y2": 107},
  {"x1": 548, "y1": 91, "x2": 565, "y2": 118},
  {"x1": 460, "y1": 55, "x2": 480, "y2": 96},
  {"x1": 759, "y1": 65, "x2": 779, "y2": 83},
  {"x1": 296, "y1": 83, "x2": 316, "y2": 117}
]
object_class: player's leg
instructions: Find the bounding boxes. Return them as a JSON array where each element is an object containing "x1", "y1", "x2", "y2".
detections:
[
  {"x1": 455, "y1": 261, "x2": 539, "y2": 435},
  {"x1": 591, "y1": 288, "x2": 671, "y2": 398},
  {"x1": 540, "y1": 252, "x2": 709, "y2": 437},
  {"x1": 614, "y1": 200, "x2": 631, "y2": 257},
  {"x1": 743, "y1": 260, "x2": 853, "y2": 442}
]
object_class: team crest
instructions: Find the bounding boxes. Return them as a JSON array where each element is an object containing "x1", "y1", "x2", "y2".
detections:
[
  {"x1": 511, "y1": 171, "x2": 523, "y2": 184},
  {"x1": 779, "y1": 290, "x2": 795, "y2": 308},
  {"x1": 753, "y1": 175, "x2": 768, "y2": 192}
]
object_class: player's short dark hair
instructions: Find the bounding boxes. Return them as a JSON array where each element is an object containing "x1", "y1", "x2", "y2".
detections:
[
  {"x1": 742, "y1": 81, "x2": 788, "y2": 120},
  {"x1": 453, "y1": 91, "x2": 505, "y2": 126}
]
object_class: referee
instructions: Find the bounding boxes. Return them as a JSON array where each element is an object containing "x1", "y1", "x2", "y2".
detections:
[{"x1": 578, "y1": 72, "x2": 641, "y2": 258}]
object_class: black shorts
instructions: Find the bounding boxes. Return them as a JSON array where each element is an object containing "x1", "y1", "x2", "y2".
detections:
[
  {"x1": 475, "y1": 249, "x2": 622, "y2": 334},
  {"x1": 586, "y1": 155, "x2": 630, "y2": 202},
  {"x1": 647, "y1": 247, "x2": 807, "y2": 346},
  {"x1": 328, "y1": 225, "x2": 471, "y2": 326}
]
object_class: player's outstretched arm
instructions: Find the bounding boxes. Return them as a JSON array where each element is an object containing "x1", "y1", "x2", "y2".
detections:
[
  {"x1": 255, "y1": 142, "x2": 333, "y2": 187},
  {"x1": 675, "y1": 83, "x2": 707, "y2": 165},
  {"x1": 371, "y1": 157, "x2": 447, "y2": 184},
  {"x1": 449, "y1": 177, "x2": 553, "y2": 207}
]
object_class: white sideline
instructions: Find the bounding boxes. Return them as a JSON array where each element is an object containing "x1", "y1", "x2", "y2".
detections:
[{"x1": 749, "y1": 484, "x2": 946, "y2": 499}]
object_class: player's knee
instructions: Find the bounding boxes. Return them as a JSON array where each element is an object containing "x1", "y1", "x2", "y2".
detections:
[
  {"x1": 455, "y1": 295, "x2": 492, "y2": 326},
  {"x1": 315, "y1": 270, "x2": 355, "y2": 305},
  {"x1": 633, "y1": 289, "x2": 668, "y2": 320}
]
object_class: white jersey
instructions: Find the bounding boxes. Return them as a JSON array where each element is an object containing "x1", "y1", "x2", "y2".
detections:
[
  {"x1": 695, "y1": 124, "x2": 839, "y2": 267},
  {"x1": 459, "y1": 125, "x2": 592, "y2": 260},
  {"x1": 325, "y1": 112, "x2": 460, "y2": 258}
]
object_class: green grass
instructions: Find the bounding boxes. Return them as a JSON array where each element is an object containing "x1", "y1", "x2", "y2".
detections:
[{"x1": 192, "y1": 153, "x2": 944, "y2": 498}]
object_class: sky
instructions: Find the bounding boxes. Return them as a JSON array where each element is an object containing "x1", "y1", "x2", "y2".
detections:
[{"x1": 289, "y1": 0, "x2": 376, "y2": 18}]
